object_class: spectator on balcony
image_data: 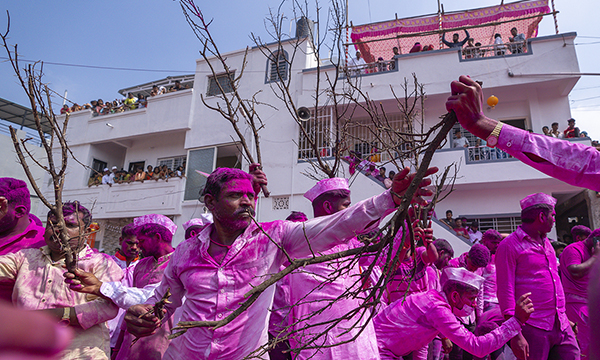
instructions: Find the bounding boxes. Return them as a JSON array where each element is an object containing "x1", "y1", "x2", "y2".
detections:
[
  {"x1": 152, "y1": 166, "x2": 162, "y2": 181},
  {"x1": 88, "y1": 172, "x2": 102, "y2": 187},
  {"x1": 95, "y1": 99, "x2": 105, "y2": 114},
  {"x1": 71, "y1": 103, "x2": 82, "y2": 112},
  {"x1": 100, "y1": 101, "x2": 113, "y2": 115},
  {"x1": 101, "y1": 168, "x2": 114, "y2": 187},
  {"x1": 60, "y1": 104, "x2": 71, "y2": 115},
  {"x1": 123, "y1": 93, "x2": 138, "y2": 110},
  {"x1": 384, "y1": 170, "x2": 395, "y2": 189},
  {"x1": 442, "y1": 29, "x2": 470, "y2": 48},
  {"x1": 440, "y1": 210, "x2": 456, "y2": 230},
  {"x1": 542, "y1": 126, "x2": 551, "y2": 136},
  {"x1": 422, "y1": 44, "x2": 434, "y2": 51},
  {"x1": 549, "y1": 122, "x2": 562, "y2": 138},
  {"x1": 348, "y1": 51, "x2": 366, "y2": 75},
  {"x1": 110, "y1": 166, "x2": 118, "y2": 183},
  {"x1": 453, "y1": 130, "x2": 469, "y2": 148},
  {"x1": 468, "y1": 221, "x2": 483, "y2": 244},
  {"x1": 409, "y1": 42, "x2": 422, "y2": 53},
  {"x1": 508, "y1": 27, "x2": 526, "y2": 54},
  {"x1": 453, "y1": 219, "x2": 470, "y2": 241},
  {"x1": 493, "y1": 34, "x2": 506, "y2": 56},
  {"x1": 580, "y1": 131, "x2": 588, "y2": 138},
  {"x1": 145, "y1": 165, "x2": 154, "y2": 180},
  {"x1": 563, "y1": 118, "x2": 580, "y2": 138},
  {"x1": 134, "y1": 167, "x2": 146, "y2": 182},
  {"x1": 176, "y1": 166, "x2": 185, "y2": 177},
  {"x1": 375, "y1": 167, "x2": 387, "y2": 182}
]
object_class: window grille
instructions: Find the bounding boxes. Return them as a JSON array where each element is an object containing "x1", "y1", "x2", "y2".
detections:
[
  {"x1": 158, "y1": 155, "x2": 187, "y2": 171},
  {"x1": 297, "y1": 107, "x2": 334, "y2": 160},
  {"x1": 272, "y1": 196, "x2": 290, "y2": 210},
  {"x1": 476, "y1": 216, "x2": 522, "y2": 234},
  {"x1": 266, "y1": 51, "x2": 288, "y2": 82},
  {"x1": 207, "y1": 72, "x2": 235, "y2": 96},
  {"x1": 345, "y1": 113, "x2": 410, "y2": 163}
]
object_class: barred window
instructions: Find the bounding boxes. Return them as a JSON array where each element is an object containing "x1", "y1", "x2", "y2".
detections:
[
  {"x1": 297, "y1": 107, "x2": 333, "y2": 160},
  {"x1": 158, "y1": 155, "x2": 186, "y2": 171},
  {"x1": 266, "y1": 51, "x2": 288, "y2": 83},
  {"x1": 207, "y1": 72, "x2": 235, "y2": 96},
  {"x1": 476, "y1": 216, "x2": 522, "y2": 234}
]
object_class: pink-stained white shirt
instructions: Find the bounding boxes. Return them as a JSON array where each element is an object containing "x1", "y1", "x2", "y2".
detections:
[
  {"x1": 106, "y1": 255, "x2": 138, "y2": 347},
  {"x1": 114, "y1": 253, "x2": 176, "y2": 360},
  {"x1": 373, "y1": 290, "x2": 521, "y2": 359},
  {"x1": 385, "y1": 247, "x2": 431, "y2": 304},
  {"x1": 286, "y1": 239, "x2": 380, "y2": 360},
  {"x1": 151, "y1": 191, "x2": 396, "y2": 360},
  {"x1": 0, "y1": 245, "x2": 122, "y2": 359},
  {"x1": 0, "y1": 219, "x2": 46, "y2": 302},
  {"x1": 481, "y1": 254, "x2": 498, "y2": 305},
  {"x1": 560, "y1": 241, "x2": 592, "y2": 302},
  {"x1": 496, "y1": 226, "x2": 569, "y2": 331},
  {"x1": 498, "y1": 125, "x2": 600, "y2": 191}
]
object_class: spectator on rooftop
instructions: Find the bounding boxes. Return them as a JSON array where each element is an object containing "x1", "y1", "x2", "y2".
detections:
[
  {"x1": 442, "y1": 29, "x2": 470, "y2": 48},
  {"x1": 71, "y1": 103, "x2": 82, "y2": 112},
  {"x1": 550, "y1": 122, "x2": 562, "y2": 138},
  {"x1": 508, "y1": 27, "x2": 526, "y2": 54},
  {"x1": 377, "y1": 57, "x2": 387, "y2": 72},
  {"x1": 463, "y1": 38, "x2": 477, "y2": 59},
  {"x1": 409, "y1": 42, "x2": 422, "y2": 53},
  {"x1": 95, "y1": 99, "x2": 105, "y2": 114},
  {"x1": 145, "y1": 165, "x2": 154, "y2": 180},
  {"x1": 453, "y1": 129, "x2": 469, "y2": 148},
  {"x1": 422, "y1": 44, "x2": 434, "y2": 51},
  {"x1": 493, "y1": 34, "x2": 506, "y2": 56},
  {"x1": 392, "y1": 46, "x2": 400, "y2": 57},
  {"x1": 138, "y1": 93, "x2": 147, "y2": 108},
  {"x1": 348, "y1": 51, "x2": 367, "y2": 75},
  {"x1": 580, "y1": 131, "x2": 588, "y2": 138},
  {"x1": 171, "y1": 80, "x2": 184, "y2": 92},
  {"x1": 100, "y1": 101, "x2": 112, "y2": 115},
  {"x1": 564, "y1": 118, "x2": 580, "y2": 138},
  {"x1": 60, "y1": 104, "x2": 71, "y2": 115},
  {"x1": 150, "y1": 85, "x2": 160, "y2": 97},
  {"x1": 123, "y1": 93, "x2": 138, "y2": 110}
]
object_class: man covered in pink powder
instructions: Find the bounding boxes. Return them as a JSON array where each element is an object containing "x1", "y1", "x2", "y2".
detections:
[
  {"x1": 65, "y1": 214, "x2": 179, "y2": 360},
  {"x1": 182, "y1": 214, "x2": 213, "y2": 240},
  {"x1": 559, "y1": 228, "x2": 599, "y2": 358},
  {"x1": 373, "y1": 267, "x2": 534, "y2": 360},
  {"x1": 282, "y1": 178, "x2": 382, "y2": 359},
  {"x1": 0, "y1": 177, "x2": 47, "y2": 303},
  {"x1": 496, "y1": 193, "x2": 580, "y2": 359},
  {"x1": 0, "y1": 201, "x2": 122, "y2": 359},
  {"x1": 446, "y1": 75, "x2": 600, "y2": 192},
  {"x1": 124, "y1": 164, "x2": 437, "y2": 359},
  {"x1": 479, "y1": 229, "x2": 503, "y2": 312}
]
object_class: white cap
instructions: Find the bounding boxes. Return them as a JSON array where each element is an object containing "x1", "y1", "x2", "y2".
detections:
[
  {"x1": 103, "y1": 168, "x2": 109, "y2": 172},
  {"x1": 440, "y1": 267, "x2": 485, "y2": 291},
  {"x1": 304, "y1": 178, "x2": 350, "y2": 202},
  {"x1": 111, "y1": 166, "x2": 117, "y2": 170},
  {"x1": 182, "y1": 213, "x2": 213, "y2": 230}
]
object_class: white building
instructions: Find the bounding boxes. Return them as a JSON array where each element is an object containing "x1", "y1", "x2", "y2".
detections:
[{"x1": 39, "y1": 12, "x2": 595, "y2": 255}]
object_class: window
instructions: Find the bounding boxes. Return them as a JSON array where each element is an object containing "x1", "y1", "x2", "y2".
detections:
[
  {"x1": 477, "y1": 216, "x2": 522, "y2": 234},
  {"x1": 206, "y1": 72, "x2": 235, "y2": 96},
  {"x1": 158, "y1": 155, "x2": 187, "y2": 171},
  {"x1": 345, "y1": 113, "x2": 410, "y2": 163},
  {"x1": 297, "y1": 107, "x2": 333, "y2": 160},
  {"x1": 266, "y1": 51, "x2": 288, "y2": 83},
  {"x1": 91, "y1": 159, "x2": 107, "y2": 177},
  {"x1": 128, "y1": 161, "x2": 145, "y2": 174}
]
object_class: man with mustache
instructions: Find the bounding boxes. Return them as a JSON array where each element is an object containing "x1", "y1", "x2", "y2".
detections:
[{"x1": 125, "y1": 164, "x2": 437, "y2": 359}]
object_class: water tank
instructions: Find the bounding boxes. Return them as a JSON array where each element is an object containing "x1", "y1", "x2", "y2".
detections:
[{"x1": 295, "y1": 16, "x2": 314, "y2": 39}]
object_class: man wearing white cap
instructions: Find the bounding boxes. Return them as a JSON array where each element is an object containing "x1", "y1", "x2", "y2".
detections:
[
  {"x1": 124, "y1": 164, "x2": 437, "y2": 360},
  {"x1": 101, "y1": 168, "x2": 114, "y2": 186},
  {"x1": 182, "y1": 213, "x2": 213, "y2": 240},
  {"x1": 66, "y1": 214, "x2": 178, "y2": 360},
  {"x1": 281, "y1": 177, "x2": 379, "y2": 359},
  {"x1": 373, "y1": 267, "x2": 534, "y2": 359},
  {"x1": 496, "y1": 193, "x2": 580, "y2": 359}
]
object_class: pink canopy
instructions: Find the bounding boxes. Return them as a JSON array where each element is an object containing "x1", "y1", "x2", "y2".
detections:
[{"x1": 350, "y1": 0, "x2": 550, "y2": 63}]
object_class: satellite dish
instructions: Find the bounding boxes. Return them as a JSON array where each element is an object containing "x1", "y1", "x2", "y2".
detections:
[{"x1": 297, "y1": 107, "x2": 311, "y2": 121}]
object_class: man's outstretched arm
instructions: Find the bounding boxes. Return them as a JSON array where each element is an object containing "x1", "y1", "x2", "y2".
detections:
[{"x1": 446, "y1": 75, "x2": 600, "y2": 191}]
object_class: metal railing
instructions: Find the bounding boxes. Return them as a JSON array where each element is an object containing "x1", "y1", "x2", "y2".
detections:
[
  {"x1": 461, "y1": 40, "x2": 528, "y2": 60},
  {"x1": 467, "y1": 146, "x2": 513, "y2": 162},
  {"x1": 0, "y1": 122, "x2": 46, "y2": 147},
  {"x1": 343, "y1": 59, "x2": 397, "y2": 77}
]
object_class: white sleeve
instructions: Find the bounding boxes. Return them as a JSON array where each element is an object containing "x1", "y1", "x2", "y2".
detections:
[{"x1": 100, "y1": 281, "x2": 159, "y2": 309}]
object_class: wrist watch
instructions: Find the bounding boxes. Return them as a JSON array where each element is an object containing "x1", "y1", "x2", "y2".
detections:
[
  {"x1": 486, "y1": 122, "x2": 504, "y2": 148},
  {"x1": 59, "y1": 307, "x2": 71, "y2": 326}
]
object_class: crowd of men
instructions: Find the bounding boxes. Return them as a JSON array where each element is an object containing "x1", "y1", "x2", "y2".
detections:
[{"x1": 0, "y1": 76, "x2": 599, "y2": 360}]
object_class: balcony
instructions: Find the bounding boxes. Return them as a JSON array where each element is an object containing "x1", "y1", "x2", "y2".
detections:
[
  {"x1": 63, "y1": 89, "x2": 193, "y2": 146},
  {"x1": 61, "y1": 177, "x2": 186, "y2": 219}
]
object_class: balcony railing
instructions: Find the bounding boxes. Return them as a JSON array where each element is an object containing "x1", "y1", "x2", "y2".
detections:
[
  {"x1": 467, "y1": 146, "x2": 513, "y2": 163},
  {"x1": 461, "y1": 40, "x2": 528, "y2": 60},
  {"x1": 342, "y1": 59, "x2": 397, "y2": 78}
]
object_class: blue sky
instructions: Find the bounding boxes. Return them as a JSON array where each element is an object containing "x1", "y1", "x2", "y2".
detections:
[{"x1": 1, "y1": 0, "x2": 598, "y2": 137}]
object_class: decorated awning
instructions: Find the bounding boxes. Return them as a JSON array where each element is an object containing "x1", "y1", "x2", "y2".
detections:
[{"x1": 350, "y1": 0, "x2": 550, "y2": 63}]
